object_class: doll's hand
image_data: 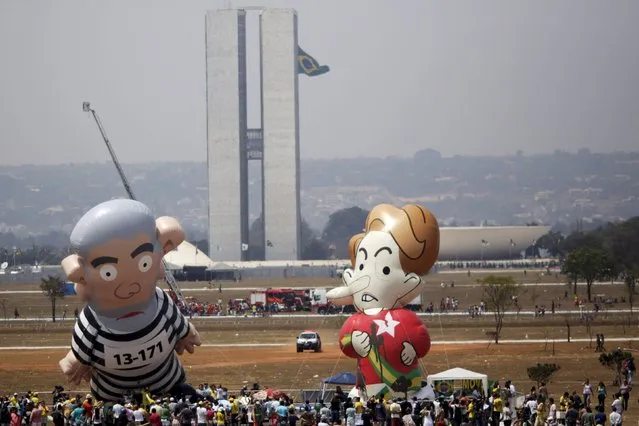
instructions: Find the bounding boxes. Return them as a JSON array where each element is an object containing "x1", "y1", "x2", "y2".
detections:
[
  {"x1": 352, "y1": 331, "x2": 371, "y2": 358},
  {"x1": 59, "y1": 350, "x2": 92, "y2": 385},
  {"x1": 175, "y1": 323, "x2": 202, "y2": 355},
  {"x1": 400, "y1": 342, "x2": 417, "y2": 366}
]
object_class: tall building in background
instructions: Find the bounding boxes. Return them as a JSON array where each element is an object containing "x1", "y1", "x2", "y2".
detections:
[
  {"x1": 260, "y1": 9, "x2": 301, "y2": 261},
  {"x1": 205, "y1": 9, "x2": 249, "y2": 261},
  {"x1": 206, "y1": 7, "x2": 328, "y2": 261}
]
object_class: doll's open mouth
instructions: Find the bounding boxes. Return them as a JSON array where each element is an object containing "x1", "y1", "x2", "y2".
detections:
[{"x1": 361, "y1": 293, "x2": 378, "y2": 302}]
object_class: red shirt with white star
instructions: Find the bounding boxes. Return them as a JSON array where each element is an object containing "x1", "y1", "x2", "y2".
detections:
[{"x1": 339, "y1": 309, "x2": 431, "y2": 389}]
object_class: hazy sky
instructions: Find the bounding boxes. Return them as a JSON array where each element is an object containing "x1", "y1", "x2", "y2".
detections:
[{"x1": 1, "y1": 0, "x2": 638, "y2": 165}]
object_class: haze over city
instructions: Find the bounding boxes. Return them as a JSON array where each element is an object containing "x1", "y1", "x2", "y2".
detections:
[{"x1": 1, "y1": 0, "x2": 638, "y2": 166}]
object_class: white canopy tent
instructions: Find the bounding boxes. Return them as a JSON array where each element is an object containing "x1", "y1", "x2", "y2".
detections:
[{"x1": 426, "y1": 367, "x2": 488, "y2": 396}]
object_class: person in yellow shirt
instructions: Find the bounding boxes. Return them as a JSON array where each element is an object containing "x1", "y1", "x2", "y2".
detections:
[
  {"x1": 355, "y1": 399, "x2": 365, "y2": 415},
  {"x1": 230, "y1": 398, "x2": 240, "y2": 426},
  {"x1": 216, "y1": 410, "x2": 226, "y2": 426},
  {"x1": 467, "y1": 401, "x2": 475, "y2": 424},
  {"x1": 559, "y1": 392, "x2": 570, "y2": 412},
  {"x1": 535, "y1": 400, "x2": 546, "y2": 426},
  {"x1": 492, "y1": 393, "x2": 503, "y2": 426}
]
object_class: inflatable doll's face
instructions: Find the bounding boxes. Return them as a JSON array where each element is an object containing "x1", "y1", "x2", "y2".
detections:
[
  {"x1": 338, "y1": 231, "x2": 422, "y2": 315},
  {"x1": 80, "y1": 233, "x2": 163, "y2": 312}
]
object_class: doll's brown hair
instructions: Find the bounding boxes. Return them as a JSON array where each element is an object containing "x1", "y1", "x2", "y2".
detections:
[{"x1": 348, "y1": 204, "x2": 439, "y2": 276}]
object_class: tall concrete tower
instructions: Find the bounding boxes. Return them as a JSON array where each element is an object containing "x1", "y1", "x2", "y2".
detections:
[
  {"x1": 205, "y1": 8, "x2": 301, "y2": 262},
  {"x1": 260, "y1": 9, "x2": 301, "y2": 261},
  {"x1": 205, "y1": 9, "x2": 249, "y2": 261}
]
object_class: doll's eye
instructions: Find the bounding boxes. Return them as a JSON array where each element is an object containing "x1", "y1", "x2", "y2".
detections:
[
  {"x1": 359, "y1": 264, "x2": 364, "y2": 271},
  {"x1": 382, "y1": 266, "x2": 391, "y2": 275}
]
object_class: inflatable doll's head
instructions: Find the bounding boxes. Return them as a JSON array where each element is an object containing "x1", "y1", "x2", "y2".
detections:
[
  {"x1": 327, "y1": 204, "x2": 439, "y2": 315},
  {"x1": 61, "y1": 199, "x2": 184, "y2": 317}
]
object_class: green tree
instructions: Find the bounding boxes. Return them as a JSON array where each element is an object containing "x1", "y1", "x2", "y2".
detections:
[
  {"x1": 527, "y1": 363, "x2": 561, "y2": 387},
  {"x1": 599, "y1": 349, "x2": 634, "y2": 386},
  {"x1": 607, "y1": 217, "x2": 639, "y2": 312},
  {"x1": 536, "y1": 231, "x2": 565, "y2": 257},
  {"x1": 562, "y1": 247, "x2": 614, "y2": 302},
  {"x1": 561, "y1": 231, "x2": 604, "y2": 255},
  {"x1": 40, "y1": 275, "x2": 66, "y2": 322},
  {"x1": 477, "y1": 275, "x2": 521, "y2": 344},
  {"x1": 301, "y1": 238, "x2": 330, "y2": 260},
  {"x1": 247, "y1": 215, "x2": 324, "y2": 260},
  {"x1": 322, "y1": 207, "x2": 370, "y2": 259}
]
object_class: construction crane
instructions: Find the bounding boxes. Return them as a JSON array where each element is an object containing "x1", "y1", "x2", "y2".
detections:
[{"x1": 82, "y1": 102, "x2": 186, "y2": 305}]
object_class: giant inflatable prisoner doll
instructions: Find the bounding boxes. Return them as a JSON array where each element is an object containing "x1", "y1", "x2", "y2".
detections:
[
  {"x1": 327, "y1": 204, "x2": 440, "y2": 396},
  {"x1": 59, "y1": 199, "x2": 201, "y2": 402}
]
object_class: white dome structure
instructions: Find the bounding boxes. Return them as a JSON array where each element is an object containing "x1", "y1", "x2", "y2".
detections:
[
  {"x1": 163, "y1": 241, "x2": 215, "y2": 269},
  {"x1": 438, "y1": 225, "x2": 551, "y2": 260}
]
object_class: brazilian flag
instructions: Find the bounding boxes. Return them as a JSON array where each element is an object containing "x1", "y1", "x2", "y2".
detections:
[{"x1": 298, "y1": 46, "x2": 330, "y2": 77}]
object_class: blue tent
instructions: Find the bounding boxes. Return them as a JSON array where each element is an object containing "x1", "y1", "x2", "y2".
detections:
[
  {"x1": 322, "y1": 372, "x2": 357, "y2": 385},
  {"x1": 63, "y1": 282, "x2": 76, "y2": 296},
  {"x1": 321, "y1": 372, "x2": 357, "y2": 401}
]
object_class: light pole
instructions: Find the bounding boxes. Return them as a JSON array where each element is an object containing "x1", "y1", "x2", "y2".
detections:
[{"x1": 12, "y1": 247, "x2": 16, "y2": 267}]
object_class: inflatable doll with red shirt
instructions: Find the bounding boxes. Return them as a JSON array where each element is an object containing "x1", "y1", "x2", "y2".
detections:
[{"x1": 326, "y1": 204, "x2": 440, "y2": 396}]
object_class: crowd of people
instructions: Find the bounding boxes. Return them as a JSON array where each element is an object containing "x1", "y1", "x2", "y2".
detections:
[{"x1": 1, "y1": 372, "x2": 636, "y2": 426}]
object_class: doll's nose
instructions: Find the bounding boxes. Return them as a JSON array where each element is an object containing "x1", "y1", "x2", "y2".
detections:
[{"x1": 347, "y1": 275, "x2": 371, "y2": 294}]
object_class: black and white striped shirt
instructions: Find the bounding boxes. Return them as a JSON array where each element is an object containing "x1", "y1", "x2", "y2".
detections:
[{"x1": 71, "y1": 287, "x2": 190, "y2": 402}]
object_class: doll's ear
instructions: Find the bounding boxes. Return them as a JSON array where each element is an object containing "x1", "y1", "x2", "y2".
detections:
[
  {"x1": 62, "y1": 255, "x2": 89, "y2": 301},
  {"x1": 156, "y1": 216, "x2": 185, "y2": 254}
]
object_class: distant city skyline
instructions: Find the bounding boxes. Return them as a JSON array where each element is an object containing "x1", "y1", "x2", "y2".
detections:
[{"x1": 1, "y1": 0, "x2": 638, "y2": 165}]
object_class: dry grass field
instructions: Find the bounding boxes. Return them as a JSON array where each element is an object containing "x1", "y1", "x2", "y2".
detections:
[{"x1": 1, "y1": 271, "x2": 638, "y2": 424}]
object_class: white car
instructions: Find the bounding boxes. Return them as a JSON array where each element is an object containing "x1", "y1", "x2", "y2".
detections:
[{"x1": 296, "y1": 331, "x2": 322, "y2": 353}]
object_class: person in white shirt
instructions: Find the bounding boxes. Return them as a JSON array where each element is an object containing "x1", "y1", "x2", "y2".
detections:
[
  {"x1": 609, "y1": 407, "x2": 622, "y2": 426},
  {"x1": 611, "y1": 395, "x2": 624, "y2": 416},
  {"x1": 168, "y1": 398, "x2": 177, "y2": 414},
  {"x1": 112, "y1": 403, "x2": 124, "y2": 422},
  {"x1": 583, "y1": 380, "x2": 593, "y2": 407},
  {"x1": 390, "y1": 401, "x2": 402, "y2": 420},
  {"x1": 196, "y1": 403, "x2": 208, "y2": 426},
  {"x1": 433, "y1": 400, "x2": 442, "y2": 418},
  {"x1": 421, "y1": 406, "x2": 434, "y2": 426},
  {"x1": 132, "y1": 407, "x2": 145, "y2": 425},
  {"x1": 547, "y1": 398, "x2": 557, "y2": 426}
]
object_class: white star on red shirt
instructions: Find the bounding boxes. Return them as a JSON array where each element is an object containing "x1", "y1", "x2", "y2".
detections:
[{"x1": 373, "y1": 312, "x2": 400, "y2": 337}]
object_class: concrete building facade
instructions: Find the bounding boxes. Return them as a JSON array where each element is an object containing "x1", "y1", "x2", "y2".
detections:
[
  {"x1": 206, "y1": 8, "x2": 301, "y2": 262},
  {"x1": 260, "y1": 9, "x2": 302, "y2": 261},
  {"x1": 205, "y1": 9, "x2": 250, "y2": 261}
]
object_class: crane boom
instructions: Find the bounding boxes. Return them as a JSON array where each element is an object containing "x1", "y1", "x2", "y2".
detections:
[{"x1": 83, "y1": 103, "x2": 186, "y2": 305}]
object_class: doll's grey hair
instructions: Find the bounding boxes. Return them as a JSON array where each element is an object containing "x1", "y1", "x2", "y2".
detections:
[{"x1": 70, "y1": 199, "x2": 159, "y2": 257}]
